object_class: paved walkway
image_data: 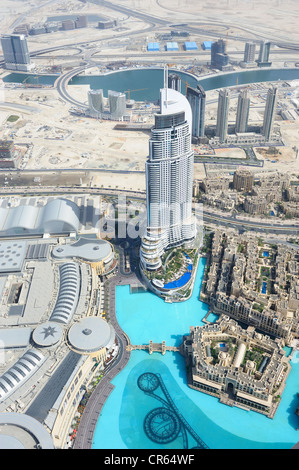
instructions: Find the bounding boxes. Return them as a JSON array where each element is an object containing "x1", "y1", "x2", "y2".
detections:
[{"x1": 73, "y1": 250, "x2": 143, "y2": 449}]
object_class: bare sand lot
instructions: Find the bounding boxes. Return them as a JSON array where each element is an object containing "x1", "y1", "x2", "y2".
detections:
[
  {"x1": 0, "y1": 0, "x2": 298, "y2": 190},
  {"x1": 213, "y1": 148, "x2": 246, "y2": 159}
]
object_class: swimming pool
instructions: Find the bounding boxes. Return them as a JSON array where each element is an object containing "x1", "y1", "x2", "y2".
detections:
[
  {"x1": 92, "y1": 257, "x2": 299, "y2": 449},
  {"x1": 261, "y1": 281, "x2": 267, "y2": 294}
]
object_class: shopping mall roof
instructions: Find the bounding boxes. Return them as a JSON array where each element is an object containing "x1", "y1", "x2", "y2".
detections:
[
  {"x1": 0, "y1": 198, "x2": 80, "y2": 236},
  {"x1": 52, "y1": 237, "x2": 113, "y2": 263},
  {"x1": 0, "y1": 240, "x2": 27, "y2": 273},
  {"x1": 68, "y1": 317, "x2": 115, "y2": 353},
  {"x1": 49, "y1": 262, "x2": 80, "y2": 324},
  {"x1": 0, "y1": 349, "x2": 46, "y2": 404},
  {"x1": 0, "y1": 412, "x2": 54, "y2": 449},
  {"x1": 0, "y1": 327, "x2": 31, "y2": 349},
  {"x1": 32, "y1": 322, "x2": 63, "y2": 348}
]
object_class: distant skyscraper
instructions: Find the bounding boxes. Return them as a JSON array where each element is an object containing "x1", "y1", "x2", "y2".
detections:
[
  {"x1": 1, "y1": 34, "x2": 33, "y2": 71},
  {"x1": 243, "y1": 42, "x2": 256, "y2": 64},
  {"x1": 211, "y1": 39, "x2": 226, "y2": 66},
  {"x1": 75, "y1": 15, "x2": 88, "y2": 28},
  {"x1": 186, "y1": 85, "x2": 206, "y2": 138},
  {"x1": 262, "y1": 86, "x2": 278, "y2": 141},
  {"x1": 140, "y1": 70, "x2": 196, "y2": 271},
  {"x1": 211, "y1": 39, "x2": 230, "y2": 70},
  {"x1": 108, "y1": 90, "x2": 126, "y2": 119},
  {"x1": 216, "y1": 88, "x2": 230, "y2": 143},
  {"x1": 256, "y1": 41, "x2": 272, "y2": 67},
  {"x1": 62, "y1": 19, "x2": 76, "y2": 30},
  {"x1": 88, "y1": 89, "x2": 104, "y2": 116},
  {"x1": 168, "y1": 73, "x2": 181, "y2": 92},
  {"x1": 235, "y1": 89, "x2": 250, "y2": 133}
]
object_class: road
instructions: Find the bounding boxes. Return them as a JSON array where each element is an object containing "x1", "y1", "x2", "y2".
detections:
[
  {"x1": 0, "y1": 183, "x2": 297, "y2": 235},
  {"x1": 201, "y1": 211, "x2": 299, "y2": 235}
]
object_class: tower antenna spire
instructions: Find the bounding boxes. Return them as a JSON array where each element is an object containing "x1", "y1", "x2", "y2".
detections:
[{"x1": 164, "y1": 64, "x2": 168, "y2": 105}]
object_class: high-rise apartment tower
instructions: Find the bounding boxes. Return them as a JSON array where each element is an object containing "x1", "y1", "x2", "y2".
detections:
[
  {"x1": 186, "y1": 85, "x2": 206, "y2": 138},
  {"x1": 262, "y1": 86, "x2": 278, "y2": 141},
  {"x1": 108, "y1": 90, "x2": 126, "y2": 119},
  {"x1": 233, "y1": 168, "x2": 254, "y2": 192},
  {"x1": 88, "y1": 89, "x2": 104, "y2": 116},
  {"x1": 216, "y1": 88, "x2": 230, "y2": 143},
  {"x1": 256, "y1": 41, "x2": 272, "y2": 67},
  {"x1": 235, "y1": 89, "x2": 250, "y2": 134},
  {"x1": 211, "y1": 39, "x2": 229, "y2": 70},
  {"x1": 1, "y1": 34, "x2": 33, "y2": 71},
  {"x1": 140, "y1": 71, "x2": 196, "y2": 271},
  {"x1": 244, "y1": 42, "x2": 256, "y2": 64},
  {"x1": 168, "y1": 73, "x2": 181, "y2": 92}
]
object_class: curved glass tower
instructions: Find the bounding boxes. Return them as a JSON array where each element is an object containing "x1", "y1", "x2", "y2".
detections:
[{"x1": 140, "y1": 82, "x2": 196, "y2": 271}]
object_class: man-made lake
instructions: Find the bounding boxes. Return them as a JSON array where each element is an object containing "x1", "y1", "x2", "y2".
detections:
[
  {"x1": 92, "y1": 259, "x2": 299, "y2": 449},
  {"x1": 3, "y1": 67, "x2": 299, "y2": 101}
]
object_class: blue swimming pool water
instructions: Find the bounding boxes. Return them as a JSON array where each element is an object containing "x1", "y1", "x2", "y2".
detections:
[
  {"x1": 262, "y1": 281, "x2": 267, "y2": 294},
  {"x1": 163, "y1": 254, "x2": 193, "y2": 289},
  {"x1": 92, "y1": 257, "x2": 299, "y2": 449},
  {"x1": 163, "y1": 265, "x2": 192, "y2": 289},
  {"x1": 207, "y1": 312, "x2": 219, "y2": 323},
  {"x1": 263, "y1": 251, "x2": 270, "y2": 257}
]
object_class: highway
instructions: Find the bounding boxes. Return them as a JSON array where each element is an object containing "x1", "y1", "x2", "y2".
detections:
[
  {"x1": 201, "y1": 211, "x2": 299, "y2": 235},
  {"x1": 55, "y1": 66, "x2": 89, "y2": 108},
  {"x1": 99, "y1": 0, "x2": 299, "y2": 49},
  {"x1": 0, "y1": 183, "x2": 297, "y2": 235}
]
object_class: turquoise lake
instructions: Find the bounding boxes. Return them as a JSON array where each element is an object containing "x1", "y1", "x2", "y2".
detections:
[{"x1": 92, "y1": 258, "x2": 299, "y2": 449}]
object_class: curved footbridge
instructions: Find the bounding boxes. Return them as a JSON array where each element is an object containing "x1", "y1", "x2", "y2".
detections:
[{"x1": 127, "y1": 340, "x2": 182, "y2": 355}]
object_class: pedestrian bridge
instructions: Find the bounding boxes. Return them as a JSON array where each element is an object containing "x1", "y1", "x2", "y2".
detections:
[{"x1": 126, "y1": 341, "x2": 181, "y2": 355}]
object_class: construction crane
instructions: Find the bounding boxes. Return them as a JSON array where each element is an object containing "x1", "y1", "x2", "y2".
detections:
[
  {"x1": 179, "y1": 78, "x2": 190, "y2": 97},
  {"x1": 124, "y1": 88, "x2": 147, "y2": 100},
  {"x1": 22, "y1": 76, "x2": 31, "y2": 88}
]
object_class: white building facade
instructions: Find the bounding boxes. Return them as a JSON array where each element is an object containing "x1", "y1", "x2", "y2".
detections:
[{"x1": 140, "y1": 84, "x2": 196, "y2": 271}]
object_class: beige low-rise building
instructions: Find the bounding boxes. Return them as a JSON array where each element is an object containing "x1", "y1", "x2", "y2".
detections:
[{"x1": 184, "y1": 316, "x2": 291, "y2": 417}]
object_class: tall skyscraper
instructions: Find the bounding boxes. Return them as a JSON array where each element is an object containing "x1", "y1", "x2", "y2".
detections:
[
  {"x1": 241, "y1": 42, "x2": 256, "y2": 67},
  {"x1": 186, "y1": 85, "x2": 206, "y2": 138},
  {"x1": 168, "y1": 73, "x2": 181, "y2": 92},
  {"x1": 262, "y1": 86, "x2": 278, "y2": 141},
  {"x1": 235, "y1": 89, "x2": 250, "y2": 133},
  {"x1": 1, "y1": 34, "x2": 33, "y2": 71},
  {"x1": 140, "y1": 71, "x2": 196, "y2": 271},
  {"x1": 216, "y1": 89, "x2": 230, "y2": 143},
  {"x1": 88, "y1": 89, "x2": 104, "y2": 116},
  {"x1": 211, "y1": 39, "x2": 226, "y2": 66},
  {"x1": 211, "y1": 39, "x2": 230, "y2": 70},
  {"x1": 256, "y1": 41, "x2": 272, "y2": 67},
  {"x1": 108, "y1": 90, "x2": 126, "y2": 119}
]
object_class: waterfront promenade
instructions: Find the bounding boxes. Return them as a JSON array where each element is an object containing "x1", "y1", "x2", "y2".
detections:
[{"x1": 73, "y1": 247, "x2": 144, "y2": 449}]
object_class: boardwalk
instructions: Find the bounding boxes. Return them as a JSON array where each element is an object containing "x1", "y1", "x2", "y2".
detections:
[{"x1": 73, "y1": 246, "x2": 143, "y2": 449}]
